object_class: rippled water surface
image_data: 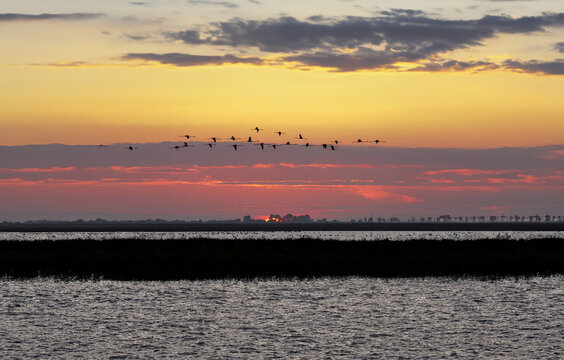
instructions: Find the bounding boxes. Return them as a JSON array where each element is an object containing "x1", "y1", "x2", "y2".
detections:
[
  {"x1": 1, "y1": 277, "x2": 562, "y2": 358},
  {"x1": 2, "y1": 230, "x2": 563, "y2": 241}
]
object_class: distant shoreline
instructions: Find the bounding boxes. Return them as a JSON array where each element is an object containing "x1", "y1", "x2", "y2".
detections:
[
  {"x1": 1, "y1": 222, "x2": 563, "y2": 232},
  {"x1": 1, "y1": 238, "x2": 562, "y2": 279}
]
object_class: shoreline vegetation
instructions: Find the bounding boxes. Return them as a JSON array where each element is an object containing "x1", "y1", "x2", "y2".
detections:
[
  {"x1": 1, "y1": 239, "x2": 562, "y2": 280},
  {"x1": 1, "y1": 221, "x2": 563, "y2": 232}
]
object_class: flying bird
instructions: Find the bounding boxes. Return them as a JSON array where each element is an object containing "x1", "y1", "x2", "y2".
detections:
[
  {"x1": 330, "y1": 145, "x2": 339, "y2": 150},
  {"x1": 180, "y1": 135, "x2": 195, "y2": 140},
  {"x1": 372, "y1": 139, "x2": 386, "y2": 144},
  {"x1": 229, "y1": 144, "x2": 242, "y2": 151},
  {"x1": 296, "y1": 134, "x2": 308, "y2": 140},
  {"x1": 252, "y1": 127, "x2": 263, "y2": 133},
  {"x1": 207, "y1": 143, "x2": 215, "y2": 149},
  {"x1": 228, "y1": 136, "x2": 240, "y2": 141},
  {"x1": 274, "y1": 131, "x2": 285, "y2": 136},
  {"x1": 125, "y1": 146, "x2": 137, "y2": 151},
  {"x1": 269, "y1": 144, "x2": 278, "y2": 149},
  {"x1": 209, "y1": 137, "x2": 220, "y2": 142},
  {"x1": 254, "y1": 143, "x2": 265, "y2": 150},
  {"x1": 333, "y1": 140, "x2": 340, "y2": 145},
  {"x1": 322, "y1": 144, "x2": 328, "y2": 149},
  {"x1": 247, "y1": 136, "x2": 259, "y2": 143},
  {"x1": 353, "y1": 139, "x2": 364, "y2": 143}
]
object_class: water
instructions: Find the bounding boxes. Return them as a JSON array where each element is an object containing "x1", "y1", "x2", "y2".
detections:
[
  {"x1": 2, "y1": 230, "x2": 563, "y2": 241},
  {"x1": 1, "y1": 277, "x2": 562, "y2": 358}
]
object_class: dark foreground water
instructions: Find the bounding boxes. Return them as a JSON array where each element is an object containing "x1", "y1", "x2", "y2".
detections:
[{"x1": 1, "y1": 277, "x2": 562, "y2": 358}]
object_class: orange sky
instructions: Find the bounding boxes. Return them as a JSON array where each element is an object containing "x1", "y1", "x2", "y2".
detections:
[{"x1": 1, "y1": 1, "x2": 563, "y2": 147}]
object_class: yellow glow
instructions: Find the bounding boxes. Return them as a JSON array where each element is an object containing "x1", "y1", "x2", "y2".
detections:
[{"x1": 1, "y1": 64, "x2": 563, "y2": 147}]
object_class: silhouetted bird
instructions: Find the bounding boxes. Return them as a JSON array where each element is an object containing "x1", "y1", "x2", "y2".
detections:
[
  {"x1": 209, "y1": 137, "x2": 220, "y2": 142},
  {"x1": 353, "y1": 139, "x2": 364, "y2": 143},
  {"x1": 207, "y1": 143, "x2": 215, "y2": 149},
  {"x1": 97, "y1": 144, "x2": 108, "y2": 148},
  {"x1": 247, "y1": 136, "x2": 258, "y2": 143},
  {"x1": 180, "y1": 135, "x2": 195, "y2": 140},
  {"x1": 296, "y1": 134, "x2": 308, "y2": 140},
  {"x1": 330, "y1": 145, "x2": 339, "y2": 150},
  {"x1": 252, "y1": 127, "x2": 263, "y2": 133},
  {"x1": 171, "y1": 145, "x2": 181, "y2": 150},
  {"x1": 228, "y1": 136, "x2": 240, "y2": 141},
  {"x1": 371, "y1": 139, "x2": 386, "y2": 144},
  {"x1": 183, "y1": 142, "x2": 189, "y2": 147},
  {"x1": 274, "y1": 131, "x2": 285, "y2": 136},
  {"x1": 125, "y1": 146, "x2": 137, "y2": 151},
  {"x1": 333, "y1": 140, "x2": 340, "y2": 145},
  {"x1": 322, "y1": 144, "x2": 328, "y2": 149},
  {"x1": 254, "y1": 143, "x2": 265, "y2": 150},
  {"x1": 303, "y1": 143, "x2": 311, "y2": 148},
  {"x1": 269, "y1": 144, "x2": 278, "y2": 149},
  {"x1": 229, "y1": 144, "x2": 242, "y2": 151}
]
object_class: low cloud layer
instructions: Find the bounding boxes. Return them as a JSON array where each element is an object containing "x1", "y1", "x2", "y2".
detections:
[
  {"x1": 118, "y1": 51, "x2": 564, "y2": 75},
  {"x1": 1, "y1": 143, "x2": 562, "y2": 220}
]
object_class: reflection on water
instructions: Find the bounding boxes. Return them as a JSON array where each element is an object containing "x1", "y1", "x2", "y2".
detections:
[
  {"x1": 1, "y1": 277, "x2": 563, "y2": 358},
  {"x1": 2, "y1": 230, "x2": 563, "y2": 241}
]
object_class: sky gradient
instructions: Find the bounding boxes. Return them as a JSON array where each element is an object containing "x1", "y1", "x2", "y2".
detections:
[{"x1": 0, "y1": 0, "x2": 563, "y2": 220}]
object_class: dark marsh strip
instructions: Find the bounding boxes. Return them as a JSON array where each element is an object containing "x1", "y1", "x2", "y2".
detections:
[
  {"x1": 0, "y1": 239, "x2": 562, "y2": 280},
  {"x1": 2, "y1": 222, "x2": 563, "y2": 232}
]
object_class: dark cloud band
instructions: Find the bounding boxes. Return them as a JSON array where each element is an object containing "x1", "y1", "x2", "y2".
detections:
[
  {"x1": 0, "y1": 13, "x2": 105, "y2": 21},
  {"x1": 121, "y1": 52, "x2": 263, "y2": 66}
]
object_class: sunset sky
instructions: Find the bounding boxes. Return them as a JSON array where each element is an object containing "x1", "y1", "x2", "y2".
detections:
[{"x1": 0, "y1": 0, "x2": 563, "y2": 220}]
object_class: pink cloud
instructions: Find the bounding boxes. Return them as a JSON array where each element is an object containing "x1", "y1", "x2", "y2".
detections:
[
  {"x1": 355, "y1": 186, "x2": 419, "y2": 203},
  {"x1": 1, "y1": 166, "x2": 76, "y2": 173},
  {"x1": 105, "y1": 166, "x2": 199, "y2": 174},
  {"x1": 481, "y1": 206, "x2": 504, "y2": 211},
  {"x1": 487, "y1": 174, "x2": 545, "y2": 184},
  {"x1": 418, "y1": 177, "x2": 456, "y2": 184},
  {"x1": 425, "y1": 169, "x2": 513, "y2": 176}
]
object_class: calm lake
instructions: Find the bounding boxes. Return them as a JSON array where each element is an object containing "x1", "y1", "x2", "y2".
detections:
[{"x1": 1, "y1": 277, "x2": 562, "y2": 358}]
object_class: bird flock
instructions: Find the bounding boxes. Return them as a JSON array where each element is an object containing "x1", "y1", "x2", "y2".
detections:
[{"x1": 101, "y1": 127, "x2": 385, "y2": 151}]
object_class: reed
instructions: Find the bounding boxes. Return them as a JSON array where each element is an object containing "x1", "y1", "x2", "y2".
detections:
[{"x1": 0, "y1": 239, "x2": 562, "y2": 280}]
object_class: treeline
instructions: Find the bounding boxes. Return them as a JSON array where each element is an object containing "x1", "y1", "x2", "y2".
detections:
[
  {"x1": 1, "y1": 221, "x2": 563, "y2": 232},
  {"x1": 0, "y1": 238, "x2": 562, "y2": 280}
]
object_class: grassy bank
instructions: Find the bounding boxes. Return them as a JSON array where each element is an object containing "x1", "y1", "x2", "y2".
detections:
[{"x1": 0, "y1": 239, "x2": 562, "y2": 280}]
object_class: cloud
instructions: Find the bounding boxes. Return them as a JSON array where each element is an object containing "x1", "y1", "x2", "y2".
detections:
[
  {"x1": 166, "y1": 13, "x2": 564, "y2": 54},
  {"x1": 555, "y1": 42, "x2": 564, "y2": 53},
  {"x1": 124, "y1": 34, "x2": 151, "y2": 41},
  {"x1": 0, "y1": 13, "x2": 105, "y2": 21},
  {"x1": 425, "y1": 169, "x2": 514, "y2": 176},
  {"x1": 120, "y1": 52, "x2": 264, "y2": 66},
  {"x1": 503, "y1": 59, "x2": 564, "y2": 75},
  {"x1": 283, "y1": 48, "x2": 406, "y2": 71},
  {"x1": 162, "y1": 12, "x2": 564, "y2": 71},
  {"x1": 187, "y1": 0, "x2": 239, "y2": 8},
  {"x1": 1, "y1": 167, "x2": 76, "y2": 173},
  {"x1": 409, "y1": 60, "x2": 500, "y2": 72}
]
